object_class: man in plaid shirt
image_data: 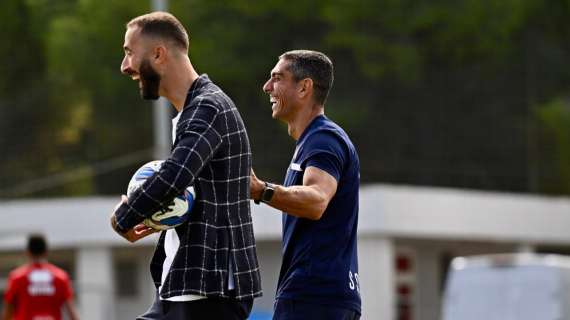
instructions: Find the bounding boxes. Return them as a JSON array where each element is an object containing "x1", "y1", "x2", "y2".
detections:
[{"x1": 111, "y1": 12, "x2": 262, "y2": 319}]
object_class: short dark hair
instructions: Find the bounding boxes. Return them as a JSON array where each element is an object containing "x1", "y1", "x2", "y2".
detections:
[
  {"x1": 27, "y1": 234, "x2": 48, "y2": 257},
  {"x1": 127, "y1": 12, "x2": 189, "y2": 51},
  {"x1": 279, "y1": 50, "x2": 334, "y2": 105}
]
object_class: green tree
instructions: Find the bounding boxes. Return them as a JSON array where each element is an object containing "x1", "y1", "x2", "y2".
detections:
[{"x1": 3, "y1": 0, "x2": 570, "y2": 197}]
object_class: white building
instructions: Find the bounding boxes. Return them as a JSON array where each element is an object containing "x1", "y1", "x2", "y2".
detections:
[{"x1": 1, "y1": 184, "x2": 570, "y2": 319}]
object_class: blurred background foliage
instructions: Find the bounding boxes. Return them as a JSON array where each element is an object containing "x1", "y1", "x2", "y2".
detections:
[{"x1": 2, "y1": 0, "x2": 570, "y2": 198}]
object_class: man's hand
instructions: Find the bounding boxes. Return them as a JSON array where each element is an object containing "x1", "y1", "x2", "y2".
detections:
[
  {"x1": 119, "y1": 223, "x2": 158, "y2": 243},
  {"x1": 250, "y1": 169, "x2": 265, "y2": 202},
  {"x1": 110, "y1": 195, "x2": 158, "y2": 243}
]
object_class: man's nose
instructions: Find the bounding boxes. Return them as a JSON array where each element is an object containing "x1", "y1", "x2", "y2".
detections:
[
  {"x1": 262, "y1": 80, "x2": 272, "y2": 93},
  {"x1": 120, "y1": 56, "x2": 130, "y2": 75}
]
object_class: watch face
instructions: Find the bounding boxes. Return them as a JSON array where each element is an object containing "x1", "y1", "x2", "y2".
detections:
[{"x1": 262, "y1": 184, "x2": 275, "y2": 202}]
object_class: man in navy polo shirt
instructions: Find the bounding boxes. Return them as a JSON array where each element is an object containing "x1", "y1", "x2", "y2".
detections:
[{"x1": 251, "y1": 50, "x2": 361, "y2": 320}]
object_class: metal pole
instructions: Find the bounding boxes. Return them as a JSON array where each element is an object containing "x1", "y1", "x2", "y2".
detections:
[
  {"x1": 151, "y1": 0, "x2": 171, "y2": 160},
  {"x1": 152, "y1": 98, "x2": 171, "y2": 160},
  {"x1": 151, "y1": 0, "x2": 167, "y2": 11}
]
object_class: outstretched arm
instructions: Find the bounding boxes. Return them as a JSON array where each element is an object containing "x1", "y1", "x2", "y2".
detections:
[{"x1": 251, "y1": 166, "x2": 337, "y2": 220}]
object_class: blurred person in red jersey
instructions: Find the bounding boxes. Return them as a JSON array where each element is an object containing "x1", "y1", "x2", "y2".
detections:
[{"x1": 1, "y1": 234, "x2": 79, "y2": 320}]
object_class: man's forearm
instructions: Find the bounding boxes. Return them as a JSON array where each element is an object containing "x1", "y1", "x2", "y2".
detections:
[
  {"x1": 252, "y1": 166, "x2": 337, "y2": 220},
  {"x1": 64, "y1": 300, "x2": 80, "y2": 320},
  {"x1": 265, "y1": 184, "x2": 329, "y2": 220}
]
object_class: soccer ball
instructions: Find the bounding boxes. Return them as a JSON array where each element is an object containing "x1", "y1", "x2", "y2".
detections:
[{"x1": 127, "y1": 160, "x2": 196, "y2": 230}]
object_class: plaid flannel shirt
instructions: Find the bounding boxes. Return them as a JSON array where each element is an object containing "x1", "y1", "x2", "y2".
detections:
[{"x1": 114, "y1": 74, "x2": 262, "y2": 300}]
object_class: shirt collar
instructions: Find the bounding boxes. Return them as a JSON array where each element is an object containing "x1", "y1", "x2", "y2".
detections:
[
  {"x1": 183, "y1": 74, "x2": 211, "y2": 108},
  {"x1": 297, "y1": 114, "x2": 326, "y2": 144}
]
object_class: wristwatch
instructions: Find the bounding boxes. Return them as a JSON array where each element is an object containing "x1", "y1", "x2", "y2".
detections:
[{"x1": 255, "y1": 182, "x2": 276, "y2": 204}]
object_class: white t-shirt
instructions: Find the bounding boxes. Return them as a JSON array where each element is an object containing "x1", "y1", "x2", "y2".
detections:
[{"x1": 159, "y1": 111, "x2": 234, "y2": 301}]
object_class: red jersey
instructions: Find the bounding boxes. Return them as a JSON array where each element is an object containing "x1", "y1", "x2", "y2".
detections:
[{"x1": 3, "y1": 262, "x2": 73, "y2": 320}]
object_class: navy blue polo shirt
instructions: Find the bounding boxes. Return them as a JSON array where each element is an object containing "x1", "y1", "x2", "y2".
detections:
[{"x1": 276, "y1": 115, "x2": 361, "y2": 314}]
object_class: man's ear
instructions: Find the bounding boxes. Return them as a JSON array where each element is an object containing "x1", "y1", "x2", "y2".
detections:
[
  {"x1": 152, "y1": 45, "x2": 167, "y2": 64},
  {"x1": 298, "y1": 78, "x2": 313, "y2": 99}
]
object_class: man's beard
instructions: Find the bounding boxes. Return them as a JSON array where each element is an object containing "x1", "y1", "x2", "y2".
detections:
[{"x1": 139, "y1": 59, "x2": 161, "y2": 100}]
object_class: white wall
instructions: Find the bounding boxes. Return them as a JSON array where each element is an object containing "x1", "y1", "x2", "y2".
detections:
[
  {"x1": 77, "y1": 246, "x2": 114, "y2": 320},
  {"x1": 359, "y1": 185, "x2": 570, "y2": 244},
  {"x1": 114, "y1": 247, "x2": 156, "y2": 320},
  {"x1": 359, "y1": 236, "x2": 395, "y2": 320},
  {"x1": 253, "y1": 240, "x2": 282, "y2": 313}
]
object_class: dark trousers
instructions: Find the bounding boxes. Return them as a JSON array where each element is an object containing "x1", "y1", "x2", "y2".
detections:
[
  {"x1": 137, "y1": 292, "x2": 253, "y2": 320},
  {"x1": 273, "y1": 299, "x2": 360, "y2": 320}
]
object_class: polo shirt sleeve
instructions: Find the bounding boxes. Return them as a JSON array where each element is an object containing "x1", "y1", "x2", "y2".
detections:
[
  {"x1": 3, "y1": 273, "x2": 17, "y2": 304},
  {"x1": 302, "y1": 131, "x2": 346, "y2": 182}
]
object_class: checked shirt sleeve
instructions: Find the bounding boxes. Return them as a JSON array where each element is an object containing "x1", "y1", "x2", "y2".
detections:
[{"x1": 114, "y1": 99, "x2": 223, "y2": 232}]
